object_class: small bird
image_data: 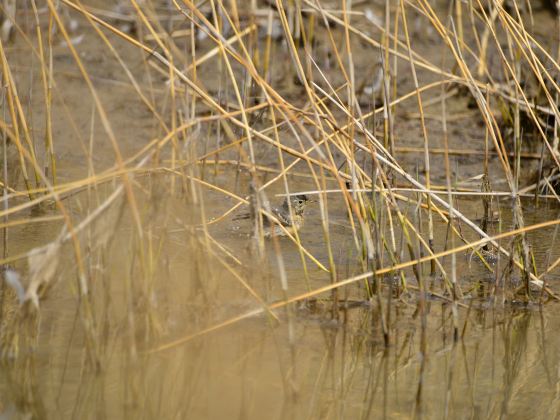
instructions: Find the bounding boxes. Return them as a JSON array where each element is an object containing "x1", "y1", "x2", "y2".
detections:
[{"x1": 234, "y1": 194, "x2": 309, "y2": 237}]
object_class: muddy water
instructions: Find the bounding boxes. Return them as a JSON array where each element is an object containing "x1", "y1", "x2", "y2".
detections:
[
  {"x1": 42, "y1": 303, "x2": 560, "y2": 419},
  {"x1": 2, "y1": 1, "x2": 560, "y2": 419},
  {"x1": 1, "y1": 181, "x2": 560, "y2": 419}
]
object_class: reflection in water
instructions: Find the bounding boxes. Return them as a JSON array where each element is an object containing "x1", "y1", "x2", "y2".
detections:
[
  {"x1": 1, "y1": 181, "x2": 560, "y2": 419},
  {"x1": 2, "y1": 0, "x2": 560, "y2": 416},
  {"x1": 0, "y1": 309, "x2": 43, "y2": 419},
  {"x1": 2, "y1": 286, "x2": 560, "y2": 419}
]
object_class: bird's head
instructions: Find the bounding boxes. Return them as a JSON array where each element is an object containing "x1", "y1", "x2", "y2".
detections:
[{"x1": 284, "y1": 194, "x2": 309, "y2": 215}]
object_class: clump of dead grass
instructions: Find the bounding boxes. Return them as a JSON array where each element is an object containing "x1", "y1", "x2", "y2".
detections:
[{"x1": 0, "y1": 0, "x2": 560, "y2": 363}]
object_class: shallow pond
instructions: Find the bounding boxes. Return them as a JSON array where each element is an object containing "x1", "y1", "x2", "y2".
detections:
[{"x1": 1, "y1": 0, "x2": 560, "y2": 419}]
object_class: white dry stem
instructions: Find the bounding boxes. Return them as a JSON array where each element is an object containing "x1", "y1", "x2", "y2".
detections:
[
  {"x1": 24, "y1": 185, "x2": 125, "y2": 307},
  {"x1": 1, "y1": 0, "x2": 15, "y2": 42},
  {"x1": 25, "y1": 241, "x2": 61, "y2": 307},
  {"x1": 4, "y1": 268, "x2": 24, "y2": 304}
]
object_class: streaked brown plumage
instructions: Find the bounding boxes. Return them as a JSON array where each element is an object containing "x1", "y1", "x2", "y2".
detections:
[{"x1": 233, "y1": 194, "x2": 309, "y2": 237}]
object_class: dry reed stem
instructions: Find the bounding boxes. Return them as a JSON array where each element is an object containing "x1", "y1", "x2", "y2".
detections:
[
  {"x1": 2, "y1": 0, "x2": 560, "y2": 368},
  {"x1": 150, "y1": 217, "x2": 560, "y2": 353}
]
